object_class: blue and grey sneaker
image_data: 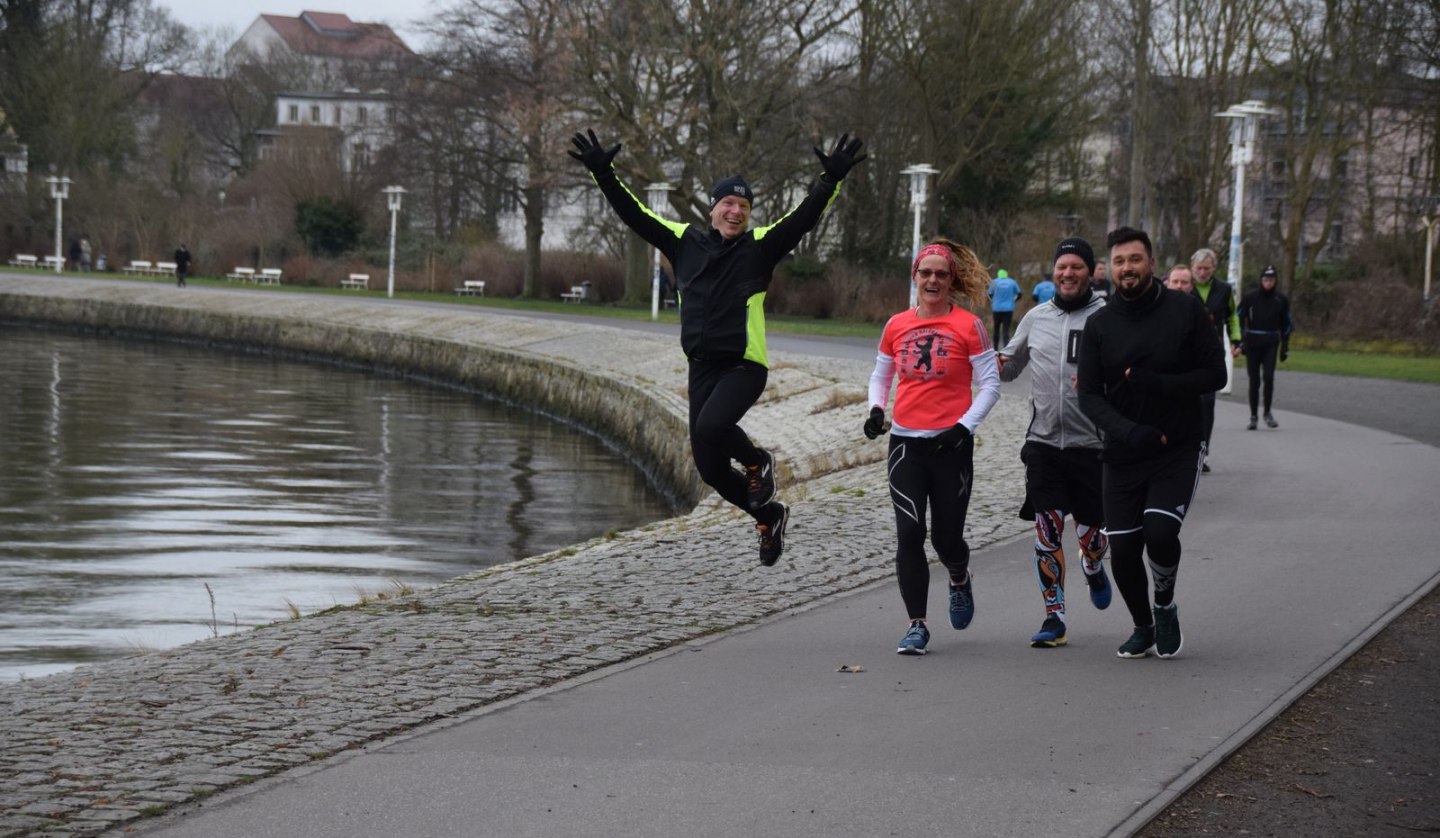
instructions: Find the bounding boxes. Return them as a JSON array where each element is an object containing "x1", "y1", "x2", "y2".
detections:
[
  {"x1": 896, "y1": 620, "x2": 930, "y2": 655},
  {"x1": 1117, "y1": 625, "x2": 1156, "y2": 659},
  {"x1": 948, "y1": 575, "x2": 975, "y2": 629},
  {"x1": 1154, "y1": 603, "x2": 1183, "y2": 658},
  {"x1": 745, "y1": 448, "x2": 777, "y2": 511},
  {"x1": 1085, "y1": 564, "x2": 1113, "y2": 610},
  {"x1": 1030, "y1": 616, "x2": 1067, "y2": 648}
]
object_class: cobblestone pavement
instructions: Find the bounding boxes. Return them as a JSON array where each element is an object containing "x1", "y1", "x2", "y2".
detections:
[{"x1": 0, "y1": 287, "x2": 1032, "y2": 838}]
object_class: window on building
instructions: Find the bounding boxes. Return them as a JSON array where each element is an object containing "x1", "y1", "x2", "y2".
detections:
[
  {"x1": 287, "y1": 104, "x2": 299, "y2": 122},
  {"x1": 310, "y1": 105, "x2": 321, "y2": 123},
  {"x1": 334, "y1": 106, "x2": 343, "y2": 125},
  {"x1": 353, "y1": 143, "x2": 369, "y2": 171},
  {"x1": 1411, "y1": 156, "x2": 1420, "y2": 178},
  {"x1": 357, "y1": 107, "x2": 368, "y2": 125},
  {"x1": 1272, "y1": 160, "x2": 1285, "y2": 177},
  {"x1": 1334, "y1": 154, "x2": 1348, "y2": 180}
]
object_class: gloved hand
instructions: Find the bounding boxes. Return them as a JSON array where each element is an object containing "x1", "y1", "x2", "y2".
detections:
[
  {"x1": 813, "y1": 133, "x2": 867, "y2": 181},
  {"x1": 568, "y1": 129, "x2": 621, "y2": 175},
  {"x1": 1125, "y1": 424, "x2": 1167, "y2": 453},
  {"x1": 1280, "y1": 343, "x2": 1289, "y2": 362},
  {"x1": 1125, "y1": 367, "x2": 1163, "y2": 394},
  {"x1": 935, "y1": 423, "x2": 972, "y2": 451},
  {"x1": 863, "y1": 407, "x2": 887, "y2": 440}
]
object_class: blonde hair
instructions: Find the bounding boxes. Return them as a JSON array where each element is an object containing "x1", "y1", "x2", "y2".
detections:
[{"x1": 914, "y1": 237, "x2": 989, "y2": 309}]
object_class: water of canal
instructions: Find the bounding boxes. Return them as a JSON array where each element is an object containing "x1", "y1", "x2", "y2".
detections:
[{"x1": 0, "y1": 326, "x2": 677, "y2": 682}]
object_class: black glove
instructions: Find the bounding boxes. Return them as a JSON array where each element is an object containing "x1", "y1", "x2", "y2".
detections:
[
  {"x1": 1125, "y1": 424, "x2": 1166, "y2": 454},
  {"x1": 568, "y1": 129, "x2": 621, "y2": 175},
  {"x1": 935, "y1": 423, "x2": 972, "y2": 451},
  {"x1": 1125, "y1": 367, "x2": 1163, "y2": 395},
  {"x1": 1281, "y1": 343, "x2": 1289, "y2": 362},
  {"x1": 863, "y1": 407, "x2": 887, "y2": 440},
  {"x1": 813, "y1": 133, "x2": 867, "y2": 181}
]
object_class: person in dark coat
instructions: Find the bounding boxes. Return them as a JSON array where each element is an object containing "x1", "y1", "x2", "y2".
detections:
[
  {"x1": 1237, "y1": 265, "x2": 1294, "y2": 430},
  {"x1": 174, "y1": 245, "x2": 192, "y2": 287}
]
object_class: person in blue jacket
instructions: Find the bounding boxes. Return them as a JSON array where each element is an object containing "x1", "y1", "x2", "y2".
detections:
[
  {"x1": 988, "y1": 268, "x2": 1023, "y2": 346},
  {"x1": 1032, "y1": 274, "x2": 1056, "y2": 304},
  {"x1": 569, "y1": 128, "x2": 865, "y2": 567}
]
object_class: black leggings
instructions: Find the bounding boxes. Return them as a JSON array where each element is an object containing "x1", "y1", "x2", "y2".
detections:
[
  {"x1": 1245, "y1": 342, "x2": 1278, "y2": 415},
  {"x1": 991, "y1": 311, "x2": 1014, "y2": 347},
  {"x1": 888, "y1": 434, "x2": 974, "y2": 620},
  {"x1": 688, "y1": 359, "x2": 769, "y2": 519}
]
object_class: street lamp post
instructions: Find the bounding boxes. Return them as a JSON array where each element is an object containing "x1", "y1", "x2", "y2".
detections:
[
  {"x1": 1215, "y1": 99, "x2": 1279, "y2": 393},
  {"x1": 646, "y1": 182, "x2": 672, "y2": 321},
  {"x1": 1410, "y1": 196, "x2": 1440, "y2": 304},
  {"x1": 45, "y1": 176, "x2": 72, "y2": 274},
  {"x1": 900, "y1": 164, "x2": 939, "y2": 308},
  {"x1": 382, "y1": 186, "x2": 405, "y2": 299}
]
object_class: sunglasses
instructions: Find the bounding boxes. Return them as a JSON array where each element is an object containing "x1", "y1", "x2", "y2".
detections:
[{"x1": 915, "y1": 268, "x2": 952, "y2": 279}]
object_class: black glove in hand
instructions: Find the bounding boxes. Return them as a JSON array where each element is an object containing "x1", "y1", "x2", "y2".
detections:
[
  {"x1": 1125, "y1": 424, "x2": 1166, "y2": 454},
  {"x1": 1125, "y1": 367, "x2": 1163, "y2": 394},
  {"x1": 863, "y1": 407, "x2": 887, "y2": 440},
  {"x1": 1281, "y1": 344, "x2": 1289, "y2": 362},
  {"x1": 935, "y1": 423, "x2": 971, "y2": 451},
  {"x1": 568, "y1": 129, "x2": 621, "y2": 175},
  {"x1": 813, "y1": 133, "x2": 867, "y2": 181}
]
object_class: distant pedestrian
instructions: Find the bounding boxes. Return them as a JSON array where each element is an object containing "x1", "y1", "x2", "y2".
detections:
[
  {"x1": 1076, "y1": 227, "x2": 1227, "y2": 659},
  {"x1": 864, "y1": 238, "x2": 1001, "y2": 655},
  {"x1": 1238, "y1": 265, "x2": 1293, "y2": 430},
  {"x1": 998, "y1": 236, "x2": 1112, "y2": 649},
  {"x1": 1164, "y1": 264, "x2": 1193, "y2": 294},
  {"x1": 1032, "y1": 274, "x2": 1057, "y2": 304},
  {"x1": 1189, "y1": 248, "x2": 1241, "y2": 469},
  {"x1": 988, "y1": 268, "x2": 1022, "y2": 346},
  {"x1": 1091, "y1": 262, "x2": 1112, "y2": 300},
  {"x1": 174, "y1": 245, "x2": 192, "y2": 288},
  {"x1": 67, "y1": 239, "x2": 81, "y2": 271},
  {"x1": 79, "y1": 238, "x2": 92, "y2": 272}
]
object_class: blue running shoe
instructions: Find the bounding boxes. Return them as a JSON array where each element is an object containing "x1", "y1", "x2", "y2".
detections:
[
  {"x1": 1030, "y1": 616, "x2": 1067, "y2": 648},
  {"x1": 949, "y1": 575, "x2": 974, "y2": 629},
  {"x1": 896, "y1": 620, "x2": 930, "y2": 655},
  {"x1": 1085, "y1": 564, "x2": 1112, "y2": 610}
]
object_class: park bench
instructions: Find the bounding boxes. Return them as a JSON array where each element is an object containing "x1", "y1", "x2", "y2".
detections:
[
  {"x1": 43, "y1": 256, "x2": 65, "y2": 270},
  {"x1": 341, "y1": 273, "x2": 369, "y2": 290},
  {"x1": 123, "y1": 260, "x2": 152, "y2": 275},
  {"x1": 226, "y1": 267, "x2": 255, "y2": 282},
  {"x1": 155, "y1": 261, "x2": 178, "y2": 276},
  {"x1": 257, "y1": 268, "x2": 282, "y2": 286},
  {"x1": 8, "y1": 254, "x2": 38, "y2": 267},
  {"x1": 560, "y1": 284, "x2": 587, "y2": 303},
  {"x1": 455, "y1": 280, "x2": 486, "y2": 297}
]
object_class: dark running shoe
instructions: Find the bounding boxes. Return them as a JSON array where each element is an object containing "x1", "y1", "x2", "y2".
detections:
[
  {"x1": 896, "y1": 620, "x2": 930, "y2": 655},
  {"x1": 1117, "y1": 625, "x2": 1156, "y2": 659},
  {"x1": 1085, "y1": 564, "x2": 1112, "y2": 610},
  {"x1": 1201, "y1": 461, "x2": 1212, "y2": 474},
  {"x1": 1154, "y1": 603, "x2": 1183, "y2": 658},
  {"x1": 745, "y1": 449, "x2": 777, "y2": 511},
  {"x1": 1247, "y1": 416, "x2": 1258, "y2": 431},
  {"x1": 755, "y1": 502, "x2": 788, "y2": 567},
  {"x1": 948, "y1": 575, "x2": 975, "y2": 630},
  {"x1": 1264, "y1": 413, "x2": 1279, "y2": 428},
  {"x1": 1030, "y1": 616, "x2": 1067, "y2": 648}
]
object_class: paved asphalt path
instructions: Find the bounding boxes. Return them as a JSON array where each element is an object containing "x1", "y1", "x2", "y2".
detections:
[{"x1": 114, "y1": 285, "x2": 1440, "y2": 838}]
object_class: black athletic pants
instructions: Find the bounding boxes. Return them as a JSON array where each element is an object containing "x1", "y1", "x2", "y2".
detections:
[
  {"x1": 1245, "y1": 342, "x2": 1278, "y2": 416},
  {"x1": 688, "y1": 358, "x2": 769, "y2": 519},
  {"x1": 1102, "y1": 444, "x2": 1203, "y2": 627},
  {"x1": 888, "y1": 433, "x2": 974, "y2": 620}
]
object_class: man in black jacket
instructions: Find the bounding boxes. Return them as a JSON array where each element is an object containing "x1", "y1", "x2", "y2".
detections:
[
  {"x1": 1076, "y1": 228, "x2": 1227, "y2": 659},
  {"x1": 569, "y1": 128, "x2": 865, "y2": 567}
]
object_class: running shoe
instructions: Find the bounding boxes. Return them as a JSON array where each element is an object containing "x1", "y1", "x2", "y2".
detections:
[
  {"x1": 1264, "y1": 413, "x2": 1279, "y2": 429},
  {"x1": 1030, "y1": 616, "x2": 1067, "y2": 648},
  {"x1": 1247, "y1": 416, "x2": 1258, "y2": 431},
  {"x1": 948, "y1": 575, "x2": 975, "y2": 630},
  {"x1": 1085, "y1": 564, "x2": 1113, "y2": 610},
  {"x1": 1117, "y1": 625, "x2": 1156, "y2": 659},
  {"x1": 755, "y1": 502, "x2": 789, "y2": 567},
  {"x1": 745, "y1": 449, "x2": 777, "y2": 510},
  {"x1": 1201, "y1": 462, "x2": 1211, "y2": 474},
  {"x1": 1154, "y1": 603, "x2": 1183, "y2": 658},
  {"x1": 896, "y1": 620, "x2": 930, "y2": 655}
]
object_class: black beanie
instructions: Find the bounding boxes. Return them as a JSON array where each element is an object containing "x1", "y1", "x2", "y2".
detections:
[
  {"x1": 1054, "y1": 236, "x2": 1096, "y2": 274},
  {"x1": 1260, "y1": 264, "x2": 1278, "y2": 280},
  {"x1": 710, "y1": 175, "x2": 753, "y2": 208}
]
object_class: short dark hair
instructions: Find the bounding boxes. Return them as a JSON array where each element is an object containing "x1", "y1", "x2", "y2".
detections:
[{"x1": 1106, "y1": 226, "x2": 1153, "y2": 257}]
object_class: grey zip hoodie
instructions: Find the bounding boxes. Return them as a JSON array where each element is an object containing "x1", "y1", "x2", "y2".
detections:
[{"x1": 998, "y1": 292, "x2": 1106, "y2": 450}]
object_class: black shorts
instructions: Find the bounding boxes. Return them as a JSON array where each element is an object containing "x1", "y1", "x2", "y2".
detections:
[
  {"x1": 1020, "y1": 441, "x2": 1104, "y2": 525},
  {"x1": 1101, "y1": 443, "x2": 1204, "y2": 535}
]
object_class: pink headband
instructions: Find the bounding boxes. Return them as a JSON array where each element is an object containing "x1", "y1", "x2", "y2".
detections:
[{"x1": 912, "y1": 243, "x2": 958, "y2": 277}]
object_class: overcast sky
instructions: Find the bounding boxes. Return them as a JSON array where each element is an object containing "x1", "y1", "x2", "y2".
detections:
[{"x1": 157, "y1": 1, "x2": 433, "y2": 47}]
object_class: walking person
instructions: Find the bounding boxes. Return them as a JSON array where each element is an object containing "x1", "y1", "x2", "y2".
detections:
[
  {"x1": 174, "y1": 244, "x2": 192, "y2": 288},
  {"x1": 987, "y1": 268, "x2": 1022, "y2": 346},
  {"x1": 997, "y1": 237, "x2": 1112, "y2": 648},
  {"x1": 864, "y1": 239, "x2": 1001, "y2": 655},
  {"x1": 1077, "y1": 228, "x2": 1227, "y2": 659},
  {"x1": 1238, "y1": 265, "x2": 1293, "y2": 430},
  {"x1": 1189, "y1": 248, "x2": 1241, "y2": 471},
  {"x1": 1031, "y1": 274, "x2": 1056, "y2": 304},
  {"x1": 569, "y1": 128, "x2": 866, "y2": 566},
  {"x1": 1164, "y1": 263, "x2": 1193, "y2": 292}
]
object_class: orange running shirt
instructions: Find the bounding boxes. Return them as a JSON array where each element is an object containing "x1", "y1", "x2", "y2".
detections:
[{"x1": 878, "y1": 305, "x2": 994, "y2": 432}]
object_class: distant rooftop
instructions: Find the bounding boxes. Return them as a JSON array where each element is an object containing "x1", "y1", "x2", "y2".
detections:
[{"x1": 257, "y1": 11, "x2": 413, "y2": 60}]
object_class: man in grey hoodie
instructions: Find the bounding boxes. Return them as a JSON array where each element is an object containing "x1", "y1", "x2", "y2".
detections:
[{"x1": 997, "y1": 237, "x2": 1113, "y2": 648}]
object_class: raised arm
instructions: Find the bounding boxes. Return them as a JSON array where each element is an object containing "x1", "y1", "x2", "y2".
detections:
[
  {"x1": 569, "y1": 129, "x2": 686, "y2": 254},
  {"x1": 755, "y1": 134, "x2": 866, "y2": 261}
]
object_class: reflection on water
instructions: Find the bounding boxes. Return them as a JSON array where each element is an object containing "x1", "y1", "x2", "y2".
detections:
[{"x1": 0, "y1": 327, "x2": 676, "y2": 681}]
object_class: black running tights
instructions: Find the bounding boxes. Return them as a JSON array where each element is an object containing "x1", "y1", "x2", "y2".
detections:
[
  {"x1": 1246, "y1": 343, "x2": 1278, "y2": 416},
  {"x1": 688, "y1": 359, "x2": 768, "y2": 519},
  {"x1": 888, "y1": 434, "x2": 974, "y2": 620}
]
